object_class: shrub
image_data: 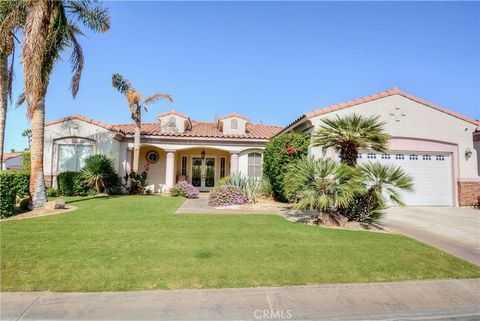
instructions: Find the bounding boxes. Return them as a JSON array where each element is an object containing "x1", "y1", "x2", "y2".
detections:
[
  {"x1": 215, "y1": 173, "x2": 261, "y2": 203},
  {"x1": 0, "y1": 171, "x2": 17, "y2": 217},
  {"x1": 22, "y1": 150, "x2": 31, "y2": 171},
  {"x1": 19, "y1": 197, "x2": 31, "y2": 211},
  {"x1": 215, "y1": 176, "x2": 230, "y2": 187},
  {"x1": 47, "y1": 187, "x2": 58, "y2": 197},
  {"x1": 0, "y1": 171, "x2": 31, "y2": 217},
  {"x1": 81, "y1": 154, "x2": 120, "y2": 194},
  {"x1": 263, "y1": 132, "x2": 311, "y2": 202},
  {"x1": 208, "y1": 185, "x2": 248, "y2": 207},
  {"x1": 57, "y1": 171, "x2": 80, "y2": 196},
  {"x1": 258, "y1": 176, "x2": 273, "y2": 199},
  {"x1": 170, "y1": 181, "x2": 199, "y2": 199},
  {"x1": 123, "y1": 169, "x2": 149, "y2": 195}
]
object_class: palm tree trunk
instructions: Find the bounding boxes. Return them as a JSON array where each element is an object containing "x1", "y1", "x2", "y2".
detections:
[
  {"x1": 0, "y1": 58, "x2": 8, "y2": 168},
  {"x1": 132, "y1": 119, "x2": 141, "y2": 173},
  {"x1": 30, "y1": 96, "x2": 47, "y2": 208}
]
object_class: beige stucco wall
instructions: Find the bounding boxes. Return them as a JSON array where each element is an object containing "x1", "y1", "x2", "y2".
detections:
[
  {"x1": 44, "y1": 119, "x2": 122, "y2": 177},
  {"x1": 305, "y1": 94, "x2": 478, "y2": 179},
  {"x1": 220, "y1": 117, "x2": 248, "y2": 135},
  {"x1": 158, "y1": 114, "x2": 188, "y2": 133},
  {"x1": 138, "y1": 146, "x2": 167, "y2": 192}
]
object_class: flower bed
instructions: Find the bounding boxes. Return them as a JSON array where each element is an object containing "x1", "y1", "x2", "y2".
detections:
[
  {"x1": 170, "y1": 181, "x2": 199, "y2": 199},
  {"x1": 208, "y1": 185, "x2": 247, "y2": 207}
]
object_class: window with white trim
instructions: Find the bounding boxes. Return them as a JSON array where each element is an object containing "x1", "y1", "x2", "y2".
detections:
[
  {"x1": 367, "y1": 153, "x2": 376, "y2": 159},
  {"x1": 181, "y1": 156, "x2": 187, "y2": 176},
  {"x1": 436, "y1": 155, "x2": 445, "y2": 161},
  {"x1": 409, "y1": 154, "x2": 418, "y2": 160},
  {"x1": 423, "y1": 155, "x2": 431, "y2": 161},
  {"x1": 247, "y1": 152, "x2": 262, "y2": 178},
  {"x1": 381, "y1": 154, "x2": 390, "y2": 160},
  {"x1": 57, "y1": 144, "x2": 93, "y2": 172},
  {"x1": 395, "y1": 154, "x2": 404, "y2": 160}
]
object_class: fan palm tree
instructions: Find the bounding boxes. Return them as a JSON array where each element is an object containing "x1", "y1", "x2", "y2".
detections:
[
  {"x1": 313, "y1": 114, "x2": 391, "y2": 166},
  {"x1": 0, "y1": 0, "x2": 26, "y2": 168},
  {"x1": 3, "y1": 0, "x2": 110, "y2": 207},
  {"x1": 112, "y1": 73, "x2": 173, "y2": 173},
  {"x1": 284, "y1": 157, "x2": 363, "y2": 214},
  {"x1": 352, "y1": 161, "x2": 414, "y2": 222}
]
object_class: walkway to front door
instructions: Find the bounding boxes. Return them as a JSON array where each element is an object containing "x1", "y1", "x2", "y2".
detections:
[{"x1": 176, "y1": 193, "x2": 289, "y2": 215}]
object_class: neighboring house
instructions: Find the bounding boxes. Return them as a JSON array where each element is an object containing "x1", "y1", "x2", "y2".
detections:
[
  {"x1": 1, "y1": 153, "x2": 23, "y2": 170},
  {"x1": 44, "y1": 112, "x2": 282, "y2": 193},
  {"x1": 282, "y1": 87, "x2": 480, "y2": 207}
]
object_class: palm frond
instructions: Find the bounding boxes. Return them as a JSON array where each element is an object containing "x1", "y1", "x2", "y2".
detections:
[
  {"x1": 66, "y1": 1, "x2": 110, "y2": 33},
  {"x1": 112, "y1": 73, "x2": 135, "y2": 94},
  {"x1": 67, "y1": 24, "x2": 84, "y2": 97},
  {"x1": 143, "y1": 93, "x2": 173, "y2": 105}
]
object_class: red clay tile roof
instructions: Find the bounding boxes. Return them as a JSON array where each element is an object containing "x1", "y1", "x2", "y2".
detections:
[
  {"x1": 2, "y1": 152, "x2": 22, "y2": 161},
  {"x1": 45, "y1": 114, "x2": 282, "y2": 139},
  {"x1": 218, "y1": 113, "x2": 250, "y2": 121},
  {"x1": 156, "y1": 110, "x2": 189, "y2": 119},
  {"x1": 284, "y1": 87, "x2": 479, "y2": 131},
  {"x1": 112, "y1": 121, "x2": 282, "y2": 139}
]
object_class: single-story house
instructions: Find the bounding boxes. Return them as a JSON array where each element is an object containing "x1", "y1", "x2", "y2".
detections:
[
  {"x1": 282, "y1": 87, "x2": 480, "y2": 207},
  {"x1": 44, "y1": 87, "x2": 480, "y2": 206},
  {"x1": 44, "y1": 112, "x2": 282, "y2": 193},
  {"x1": 2, "y1": 152, "x2": 23, "y2": 170}
]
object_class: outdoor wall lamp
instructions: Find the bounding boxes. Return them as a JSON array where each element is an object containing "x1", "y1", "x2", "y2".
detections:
[
  {"x1": 465, "y1": 148, "x2": 472, "y2": 159},
  {"x1": 201, "y1": 150, "x2": 206, "y2": 160}
]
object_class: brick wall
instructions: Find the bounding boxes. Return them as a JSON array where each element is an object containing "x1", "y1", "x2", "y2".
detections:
[{"x1": 457, "y1": 181, "x2": 480, "y2": 207}]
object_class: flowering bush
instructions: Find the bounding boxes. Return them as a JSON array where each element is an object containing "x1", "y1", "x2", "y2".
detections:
[
  {"x1": 170, "y1": 180, "x2": 199, "y2": 199},
  {"x1": 208, "y1": 185, "x2": 248, "y2": 207}
]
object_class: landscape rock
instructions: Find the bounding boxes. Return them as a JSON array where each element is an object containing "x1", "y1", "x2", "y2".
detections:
[{"x1": 45, "y1": 199, "x2": 66, "y2": 210}]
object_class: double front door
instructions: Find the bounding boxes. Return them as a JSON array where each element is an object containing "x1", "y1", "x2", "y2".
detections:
[{"x1": 192, "y1": 157, "x2": 215, "y2": 190}]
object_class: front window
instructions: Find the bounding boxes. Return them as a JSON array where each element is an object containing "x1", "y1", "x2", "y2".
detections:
[
  {"x1": 181, "y1": 156, "x2": 187, "y2": 176},
  {"x1": 57, "y1": 144, "x2": 93, "y2": 172},
  {"x1": 248, "y1": 152, "x2": 262, "y2": 178}
]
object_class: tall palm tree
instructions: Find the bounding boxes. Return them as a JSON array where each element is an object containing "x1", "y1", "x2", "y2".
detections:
[
  {"x1": 4, "y1": 0, "x2": 110, "y2": 207},
  {"x1": 313, "y1": 114, "x2": 391, "y2": 166},
  {"x1": 351, "y1": 161, "x2": 414, "y2": 222},
  {"x1": 0, "y1": 0, "x2": 26, "y2": 168},
  {"x1": 112, "y1": 74, "x2": 173, "y2": 173}
]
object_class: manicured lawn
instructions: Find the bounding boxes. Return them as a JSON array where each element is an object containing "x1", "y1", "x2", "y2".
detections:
[{"x1": 1, "y1": 196, "x2": 479, "y2": 291}]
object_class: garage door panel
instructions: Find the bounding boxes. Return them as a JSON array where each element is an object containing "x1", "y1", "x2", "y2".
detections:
[{"x1": 357, "y1": 151, "x2": 453, "y2": 206}]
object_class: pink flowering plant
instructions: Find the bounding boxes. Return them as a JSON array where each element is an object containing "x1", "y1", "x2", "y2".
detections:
[
  {"x1": 208, "y1": 185, "x2": 248, "y2": 207},
  {"x1": 170, "y1": 181, "x2": 199, "y2": 199}
]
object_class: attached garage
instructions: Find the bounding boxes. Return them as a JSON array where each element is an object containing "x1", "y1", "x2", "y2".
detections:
[
  {"x1": 357, "y1": 151, "x2": 453, "y2": 206},
  {"x1": 283, "y1": 87, "x2": 480, "y2": 207}
]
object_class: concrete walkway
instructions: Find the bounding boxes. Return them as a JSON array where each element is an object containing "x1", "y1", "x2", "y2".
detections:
[
  {"x1": 382, "y1": 207, "x2": 480, "y2": 265},
  {"x1": 2, "y1": 279, "x2": 479, "y2": 320}
]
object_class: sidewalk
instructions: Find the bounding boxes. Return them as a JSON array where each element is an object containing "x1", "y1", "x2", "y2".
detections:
[{"x1": 2, "y1": 279, "x2": 479, "y2": 321}]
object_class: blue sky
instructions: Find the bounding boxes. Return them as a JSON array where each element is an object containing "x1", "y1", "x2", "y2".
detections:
[{"x1": 5, "y1": 1, "x2": 479, "y2": 151}]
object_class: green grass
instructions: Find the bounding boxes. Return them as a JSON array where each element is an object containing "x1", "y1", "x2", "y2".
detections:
[{"x1": 1, "y1": 196, "x2": 479, "y2": 292}]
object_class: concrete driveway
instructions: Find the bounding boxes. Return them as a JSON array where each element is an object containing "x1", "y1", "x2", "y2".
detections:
[{"x1": 382, "y1": 207, "x2": 480, "y2": 265}]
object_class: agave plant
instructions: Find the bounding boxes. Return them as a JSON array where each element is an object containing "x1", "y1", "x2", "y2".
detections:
[
  {"x1": 81, "y1": 154, "x2": 119, "y2": 194},
  {"x1": 349, "y1": 162, "x2": 414, "y2": 223},
  {"x1": 313, "y1": 114, "x2": 391, "y2": 166},
  {"x1": 284, "y1": 157, "x2": 363, "y2": 213}
]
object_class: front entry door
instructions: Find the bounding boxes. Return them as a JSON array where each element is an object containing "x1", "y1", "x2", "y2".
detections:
[{"x1": 191, "y1": 157, "x2": 215, "y2": 191}]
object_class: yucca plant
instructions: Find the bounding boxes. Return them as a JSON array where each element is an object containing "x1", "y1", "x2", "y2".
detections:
[
  {"x1": 284, "y1": 157, "x2": 363, "y2": 213},
  {"x1": 348, "y1": 162, "x2": 414, "y2": 223},
  {"x1": 81, "y1": 154, "x2": 119, "y2": 194},
  {"x1": 313, "y1": 114, "x2": 391, "y2": 166}
]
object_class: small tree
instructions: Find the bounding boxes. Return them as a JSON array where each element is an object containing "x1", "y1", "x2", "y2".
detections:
[
  {"x1": 81, "y1": 154, "x2": 119, "y2": 194},
  {"x1": 313, "y1": 114, "x2": 390, "y2": 166},
  {"x1": 263, "y1": 132, "x2": 310, "y2": 202}
]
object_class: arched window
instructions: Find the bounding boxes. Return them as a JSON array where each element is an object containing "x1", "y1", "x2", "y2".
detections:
[
  {"x1": 167, "y1": 116, "x2": 177, "y2": 128},
  {"x1": 248, "y1": 152, "x2": 262, "y2": 178},
  {"x1": 231, "y1": 119, "x2": 238, "y2": 129}
]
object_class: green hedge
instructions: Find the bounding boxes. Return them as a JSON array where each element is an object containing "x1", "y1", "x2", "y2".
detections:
[
  {"x1": 57, "y1": 171, "x2": 89, "y2": 196},
  {"x1": 0, "y1": 170, "x2": 30, "y2": 218},
  {"x1": 262, "y1": 132, "x2": 311, "y2": 202}
]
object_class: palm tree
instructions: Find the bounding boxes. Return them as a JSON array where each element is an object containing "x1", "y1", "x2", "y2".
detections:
[
  {"x1": 351, "y1": 162, "x2": 414, "y2": 223},
  {"x1": 0, "y1": 0, "x2": 26, "y2": 169},
  {"x1": 6, "y1": 1, "x2": 110, "y2": 207},
  {"x1": 313, "y1": 114, "x2": 391, "y2": 166},
  {"x1": 112, "y1": 74, "x2": 173, "y2": 173},
  {"x1": 22, "y1": 128, "x2": 31, "y2": 150},
  {"x1": 284, "y1": 157, "x2": 363, "y2": 214}
]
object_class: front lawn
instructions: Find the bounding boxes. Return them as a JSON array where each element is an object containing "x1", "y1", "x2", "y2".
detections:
[{"x1": 1, "y1": 196, "x2": 479, "y2": 291}]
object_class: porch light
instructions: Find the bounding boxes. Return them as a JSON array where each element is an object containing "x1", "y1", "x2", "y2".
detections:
[
  {"x1": 465, "y1": 148, "x2": 472, "y2": 159},
  {"x1": 201, "y1": 150, "x2": 206, "y2": 160}
]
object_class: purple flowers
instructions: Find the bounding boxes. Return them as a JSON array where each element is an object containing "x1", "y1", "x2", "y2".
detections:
[
  {"x1": 170, "y1": 181, "x2": 199, "y2": 199},
  {"x1": 208, "y1": 185, "x2": 248, "y2": 207}
]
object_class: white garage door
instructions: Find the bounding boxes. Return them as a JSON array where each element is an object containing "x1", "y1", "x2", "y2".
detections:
[{"x1": 357, "y1": 151, "x2": 453, "y2": 206}]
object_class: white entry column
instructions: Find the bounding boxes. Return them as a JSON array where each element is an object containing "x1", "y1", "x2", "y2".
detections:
[
  {"x1": 165, "y1": 150, "x2": 176, "y2": 189},
  {"x1": 230, "y1": 152, "x2": 239, "y2": 175}
]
